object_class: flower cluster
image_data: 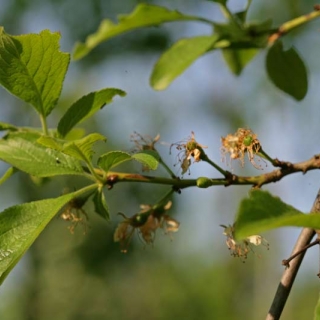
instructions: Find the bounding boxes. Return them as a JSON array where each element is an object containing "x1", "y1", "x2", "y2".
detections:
[
  {"x1": 170, "y1": 131, "x2": 207, "y2": 174},
  {"x1": 60, "y1": 197, "x2": 89, "y2": 234},
  {"x1": 130, "y1": 132, "x2": 160, "y2": 171},
  {"x1": 221, "y1": 128, "x2": 262, "y2": 169},
  {"x1": 114, "y1": 201, "x2": 179, "y2": 252},
  {"x1": 221, "y1": 224, "x2": 269, "y2": 261},
  {"x1": 130, "y1": 131, "x2": 160, "y2": 152}
]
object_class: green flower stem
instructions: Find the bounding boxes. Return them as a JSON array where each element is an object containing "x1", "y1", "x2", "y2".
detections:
[
  {"x1": 219, "y1": 3, "x2": 243, "y2": 30},
  {"x1": 118, "y1": 189, "x2": 174, "y2": 228},
  {"x1": 258, "y1": 148, "x2": 278, "y2": 166},
  {"x1": 201, "y1": 154, "x2": 228, "y2": 176},
  {"x1": 153, "y1": 189, "x2": 174, "y2": 210},
  {"x1": 159, "y1": 157, "x2": 177, "y2": 178},
  {"x1": 40, "y1": 114, "x2": 49, "y2": 136},
  {"x1": 0, "y1": 167, "x2": 17, "y2": 186}
]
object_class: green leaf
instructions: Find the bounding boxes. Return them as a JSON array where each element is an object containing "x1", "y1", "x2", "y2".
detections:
[
  {"x1": 38, "y1": 133, "x2": 106, "y2": 164},
  {"x1": 58, "y1": 88, "x2": 126, "y2": 138},
  {"x1": 151, "y1": 35, "x2": 218, "y2": 90},
  {"x1": 64, "y1": 128, "x2": 86, "y2": 141},
  {"x1": 93, "y1": 188, "x2": 109, "y2": 220},
  {"x1": 0, "y1": 132, "x2": 84, "y2": 177},
  {"x1": 37, "y1": 135, "x2": 65, "y2": 151},
  {"x1": 132, "y1": 150, "x2": 160, "y2": 170},
  {"x1": 98, "y1": 151, "x2": 132, "y2": 172},
  {"x1": 62, "y1": 133, "x2": 106, "y2": 163},
  {"x1": 0, "y1": 28, "x2": 70, "y2": 116},
  {"x1": 234, "y1": 190, "x2": 320, "y2": 240},
  {"x1": 0, "y1": 122, "x2": 18, "y2": 132},
  {"x1": 73, "y1": 4, "x2": 200, "y2": 60},
  {"x1": 222, "y1": 48, "x2": 258, "y2": 75},
  {"x1": 0, "y1": 188, "x2": 90, "y2": 284},
  {"x1": 266, "y1": 41, "x2": 308, "y2": 101},
  {"x1": 98, "y1": 150, "x2": 160, "y2": 172}
]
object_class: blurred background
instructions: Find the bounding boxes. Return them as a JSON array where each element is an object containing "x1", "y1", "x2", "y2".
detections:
[{"x1": 0, "y1": 0, "x2": 320, "y2": 319}]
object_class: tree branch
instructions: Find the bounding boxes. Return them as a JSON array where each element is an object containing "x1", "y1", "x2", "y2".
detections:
[
  {"x1": 265, "y1": 188, "x2": 320, "y2": 320},
  {"x1": 102, "y1": 154, "x2": 320, "y2": 189},
  {"x1": 268, "y1": 5, "x2": 320, "y2": 45}
]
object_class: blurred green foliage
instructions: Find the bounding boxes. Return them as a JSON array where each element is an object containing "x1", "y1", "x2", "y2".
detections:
[{"x1": 0, "y1": 0, "x2": 319, "y2": 319}]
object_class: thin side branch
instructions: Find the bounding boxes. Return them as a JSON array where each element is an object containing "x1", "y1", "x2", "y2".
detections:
[
  {"x1": 266, "y1": 189, "x2": 320, "y2": 320},
  {"x1": 268, "y1": 5, "x2": 320, "y2": 45},
  {"x1": 233, "y1": 154, "x2": 320, "y2": 188}
]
